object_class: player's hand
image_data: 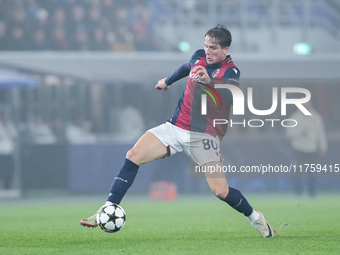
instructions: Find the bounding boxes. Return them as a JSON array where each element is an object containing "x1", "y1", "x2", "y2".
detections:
[
  {"x1": 155, "y1": 78, "x2": 169, "y2": 91},
  {"x1": 191, "y1": 65, "x2": 211, "y2": 84}
]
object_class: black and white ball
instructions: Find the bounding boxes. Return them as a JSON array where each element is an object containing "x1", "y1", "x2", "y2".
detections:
[{"x1": 96, "y1": 204, "x2": 126, "y2": 233}]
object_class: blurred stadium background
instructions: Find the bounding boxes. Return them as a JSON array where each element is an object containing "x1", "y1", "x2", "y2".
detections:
[{"x1": 0, "y1": 0, "x2": 340, "y2": 199}]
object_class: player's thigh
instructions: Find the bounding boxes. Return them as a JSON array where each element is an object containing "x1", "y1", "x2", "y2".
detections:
[
  {"x1": 126, "y1": 131, "x2": 168, "y2": 166},
  {"x1": 203, "y1": 161, "x2": 229, "y2": 199}
]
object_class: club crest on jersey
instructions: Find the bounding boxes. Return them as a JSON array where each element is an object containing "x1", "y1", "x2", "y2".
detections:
[{"x1": 212, "y1": 69, "x2": 220, "y2": 78}]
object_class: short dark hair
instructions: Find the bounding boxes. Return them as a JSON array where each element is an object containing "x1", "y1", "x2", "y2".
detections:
[{"x1": 205, "y1": 24, "x2": 232, "y2": 48}]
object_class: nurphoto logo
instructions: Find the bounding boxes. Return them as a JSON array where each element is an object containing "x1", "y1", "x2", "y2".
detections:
[{"x1": 200, "y1": 83, "x2": 312, "y2": 128}]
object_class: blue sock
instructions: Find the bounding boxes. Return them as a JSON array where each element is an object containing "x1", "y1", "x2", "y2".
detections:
[
  {"x1": 222, "y1": 187, "x2": 253, "y2": 216},
  {"x1": 107, "y1": 158, "x2": 139, "y2": 204}
]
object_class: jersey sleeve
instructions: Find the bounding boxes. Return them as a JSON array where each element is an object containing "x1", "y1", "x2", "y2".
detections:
[
  {"x1": 165, "y1": 49, "x2": 205, "y2": 85},
  {"x1": 165, "y1": 62, "x2": 191, "y2": 85},
  {"x1": 224, "y1": 66, "x2": 241, "y2": 79}
]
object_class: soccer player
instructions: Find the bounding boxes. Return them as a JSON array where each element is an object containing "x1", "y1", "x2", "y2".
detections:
[{"x1": 81, "y1": 24, "x2": 274, "y2": 238}]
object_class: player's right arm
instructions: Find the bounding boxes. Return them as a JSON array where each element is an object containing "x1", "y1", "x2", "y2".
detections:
[{"x1": 155, "y1": 62, "x2": 191, "y2": 90}]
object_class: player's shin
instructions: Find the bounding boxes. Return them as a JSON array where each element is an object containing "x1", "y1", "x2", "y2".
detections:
[
  {"x1": 107, "y1": 158, "x2": 139, "y2": 204},
  {"x1": 222, "y1": 187, "x2": 253, "y2": 217}
]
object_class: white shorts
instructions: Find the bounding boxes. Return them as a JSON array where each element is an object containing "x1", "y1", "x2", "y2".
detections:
[{"x1": 148, "y1": 122, "x2": 221, "y2": 166}]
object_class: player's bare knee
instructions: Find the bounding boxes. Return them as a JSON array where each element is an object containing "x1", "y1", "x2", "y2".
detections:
[
  {"x1": 215, "y1": 190, "x2": 229, "y2": 200},
  {"x1": 211, "y1": 185, "x2": 229, "y2": 200},
  {"x1": 126, "y1": 148, "x2": 142, "y2": 165}
]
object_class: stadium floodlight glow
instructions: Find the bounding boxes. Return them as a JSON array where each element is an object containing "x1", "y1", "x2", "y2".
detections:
[
  {"x1": 178, "y1": 41, "x2": 191, "y2": 52},
  {"x1": 293, "y1": 42, "x2": 312, "y2": 55}
]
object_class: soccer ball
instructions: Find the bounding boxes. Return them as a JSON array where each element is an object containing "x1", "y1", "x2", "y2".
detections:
[{"x1": 96, "y1": 204, "x2": 126, "y2": 233}]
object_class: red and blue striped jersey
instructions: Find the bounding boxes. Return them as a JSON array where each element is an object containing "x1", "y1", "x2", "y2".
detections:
[{"x1": 168, "y1": 49, "x2": 240, "y2": 138}]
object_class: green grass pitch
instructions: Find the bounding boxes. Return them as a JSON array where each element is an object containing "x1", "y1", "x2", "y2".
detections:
[{"x1": 0, "y1": 194, "x2": 339, "y2": 255}]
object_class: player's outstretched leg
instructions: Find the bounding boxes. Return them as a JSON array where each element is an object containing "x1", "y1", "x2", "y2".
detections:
[
  {"x1": 80, "y1": 131, "x2": 168, "y2": 228},
  {"x1": 80, "y1": 157, "x2": 138, "y2": 228},
  {"x1": 80, "y1": 158, "x2": 139, "y2": 228}
]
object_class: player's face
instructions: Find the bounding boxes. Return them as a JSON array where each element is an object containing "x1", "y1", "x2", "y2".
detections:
[{"x1": 204, "y1": 36, "x2": 229, "y2": 65}]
